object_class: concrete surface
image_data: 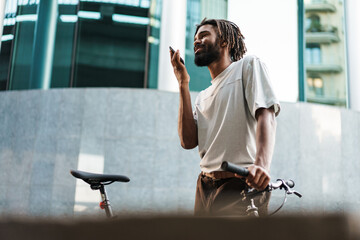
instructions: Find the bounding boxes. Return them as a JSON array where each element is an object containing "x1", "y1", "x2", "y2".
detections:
[{"x1": 0, "y1": 88, "x2": 359, "y2": 216}]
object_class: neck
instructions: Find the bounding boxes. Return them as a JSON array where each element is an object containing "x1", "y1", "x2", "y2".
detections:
[{"x1": 207, "y1": 56, "x2": 232, "y2": 80}]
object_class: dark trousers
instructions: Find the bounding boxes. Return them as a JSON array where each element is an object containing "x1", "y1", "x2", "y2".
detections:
[{"x1": 194, "y1": 173, "x2": 271, "y2": 217}]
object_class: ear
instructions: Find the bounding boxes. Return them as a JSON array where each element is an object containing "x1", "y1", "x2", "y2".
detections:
[{"x1": 220, "y1": 40, "x2": 227, "y2": 48}]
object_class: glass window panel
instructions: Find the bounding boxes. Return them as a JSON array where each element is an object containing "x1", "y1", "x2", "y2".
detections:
[
  {"x1": 146, "y1": 0, "x2": 161, "y2": 89},
  {"x1": 306, "y1": 43, "x2": 321, "y2": 64},
  {"x1": 313, "y1": 47, "x2": 321, "y2": 64},
  {"x1": 73, "y1": 1, "x2": 150, "y2": 88},
  {"x1": 51, "y1": 2, "x2": 78, "y2": 88},
  {"x1": 305, "y1": 48, "x2": 312, "y2": 64},
  {"x1": 305, "y1": 17, "x2": 311, "y2": 31},
  {"x1": 7, "y1": 3, "x2": 38, "y2": 90},
  {"x1": 0, "y1": 0, "x2": 18, "y2": 90}
]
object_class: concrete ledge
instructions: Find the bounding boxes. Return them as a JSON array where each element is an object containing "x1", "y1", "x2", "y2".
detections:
[{"x1": 0, "y1": 214, "x2": 358, "y2": 240}]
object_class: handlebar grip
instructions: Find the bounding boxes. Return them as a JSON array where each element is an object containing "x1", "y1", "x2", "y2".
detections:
[
  {"x1": 221, "y1": 161, "x2": 249, "y2": 177},
  {"x1": 286, "y1": 180, "x2": 295, "y2": 188}
]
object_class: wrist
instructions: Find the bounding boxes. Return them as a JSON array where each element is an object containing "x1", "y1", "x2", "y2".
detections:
[
  {"x1": 254, "y1": 160, "x2": 270, "y2": 172},
  {"x1": 178, "y1": 80, "x2": 190, "y2": 89}
]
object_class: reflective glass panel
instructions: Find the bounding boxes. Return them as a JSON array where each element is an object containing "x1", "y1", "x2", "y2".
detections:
[
  {"x1": 185, "y1": 0, "x2": 227, "y2": 92},
  {"x1": 146, "y1": 0, "x2": 161, "y2": 89},
  {"x1": 51, "y1": 1, "x2": 78, "y2": 88},
  {"x1": 0, "y1": 0, "x2": 17, "y2": 90},
  {"x1": 7, "y1": 1, "x2": 39, "y2": 90},
  {"x1": 73, "y1": 0, "x2": 150, "y2": 88}
]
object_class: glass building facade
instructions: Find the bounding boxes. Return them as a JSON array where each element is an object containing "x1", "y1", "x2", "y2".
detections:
[
  {"x1": 0, "y1": 0, "x2": 354, "y2": 108},
  {"x1": 0, "y1": 0, "x2": 226, "y2": 92},
  {"x1": 1, "y1": 0, "x2": 159, "y2": 90}
]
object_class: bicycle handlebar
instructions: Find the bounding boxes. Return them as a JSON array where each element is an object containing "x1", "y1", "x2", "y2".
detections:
[
  {"x1": 221, "y1": 161, "x2": 301, "y2": 197},
  {"x1": 221, "y1": 161, "x2": 302, "y2": 216},
  {"x1": 270, "y1": 179, "x2": 294, "y2": 189},
  {"x1": 221, "y1": 161, "x2": 249, "y2": 177}
]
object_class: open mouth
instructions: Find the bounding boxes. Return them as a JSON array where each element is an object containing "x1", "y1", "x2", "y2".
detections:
[{"x1": 194, "y1": 46, "x2": 204, "y2": 54}]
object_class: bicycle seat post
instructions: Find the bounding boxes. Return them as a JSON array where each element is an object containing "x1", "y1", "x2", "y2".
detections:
[{"x1": 98, "y1": 184, "x2": 114, "y2": 218}]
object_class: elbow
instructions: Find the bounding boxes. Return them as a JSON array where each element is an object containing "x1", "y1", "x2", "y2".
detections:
[{"x1": 178, "y1": 126, "x2": 198, "y2": 149}]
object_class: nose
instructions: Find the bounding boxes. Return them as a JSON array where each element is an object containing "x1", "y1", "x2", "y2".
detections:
[{"x1": 194, "y1": 39, "x2": 201, "y2": 47}]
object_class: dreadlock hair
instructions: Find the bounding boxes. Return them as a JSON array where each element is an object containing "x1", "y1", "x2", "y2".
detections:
[{"x1": 194, "y1": 18, "x2": 247, "y2": 61}]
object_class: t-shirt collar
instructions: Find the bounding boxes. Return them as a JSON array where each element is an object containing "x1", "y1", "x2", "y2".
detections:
[{"x1": 211, "y1": 62, "x2": 234, "y2": 85}]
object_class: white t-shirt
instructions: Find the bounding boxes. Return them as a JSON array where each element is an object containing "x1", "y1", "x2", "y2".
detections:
[{"x1": 193, "y1": 55, "x2": 280, "y2": 173}]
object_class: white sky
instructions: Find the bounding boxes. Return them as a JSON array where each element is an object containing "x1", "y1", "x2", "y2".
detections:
[{"x1": 228, "y1": 0, "x2": 299, "y2": 102}]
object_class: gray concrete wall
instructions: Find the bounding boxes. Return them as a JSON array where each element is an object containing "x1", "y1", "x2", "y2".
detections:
[{"x1": 0, "y1": 88, "x2": 359, "y2": 217}]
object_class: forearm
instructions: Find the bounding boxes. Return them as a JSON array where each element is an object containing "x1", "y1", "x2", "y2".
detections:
[
  {"x1": 255, "y1": 109, "x2": 277, "y2": 171},
  {"x1": 178, "y1": 83, "x2": 198, "y2": 149},
  {"x1": 169, "y1": 48, "x2": 197, "y2": 149}
]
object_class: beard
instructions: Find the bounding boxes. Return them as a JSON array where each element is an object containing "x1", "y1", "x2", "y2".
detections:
[{"x1": 194, "y1": 41, "x2": 221, "y2": 66}]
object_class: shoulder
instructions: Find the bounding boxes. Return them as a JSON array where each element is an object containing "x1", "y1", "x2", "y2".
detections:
[
  {"x1": 230, "y1": 55, "x2": 258, "y2": 66},
  {"x1": 241, "y1": 55, "x2": 261, "y2": 66},
  {"x1": 240, "y1": 55, "x2": 270, "y2": 76},
  {"x1": 231, "y1": 55, "x2": 262, "y2": 73}
]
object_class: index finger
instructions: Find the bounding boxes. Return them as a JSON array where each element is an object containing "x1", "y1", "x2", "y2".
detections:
[
  {"x1": 169, "y1": 48, "x2": 175, "y2": 60},
  {"x1": 171, "y1": 50, "x2": 182, "y2": 68}
]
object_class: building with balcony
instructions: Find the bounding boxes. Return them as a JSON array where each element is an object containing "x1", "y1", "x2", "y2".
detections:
[{"x1": 304, "y1": 0, "x2": 347, "y2": 106}]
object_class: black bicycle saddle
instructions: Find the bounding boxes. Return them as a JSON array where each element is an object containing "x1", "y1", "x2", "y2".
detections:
[{"x1": 70, "y1": 169, "x2": 130, "y2": 185}]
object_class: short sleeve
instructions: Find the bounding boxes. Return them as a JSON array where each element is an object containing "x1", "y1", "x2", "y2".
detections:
[
  {"x1": 242, "y1": 56, "x2": 280, "y2": 118},
  {"x1": 193, "y1": 109, "x2": 198, "y2": 121},
  {"x1": 193, "y1": 95, "x2": 199, "y2": 123}
]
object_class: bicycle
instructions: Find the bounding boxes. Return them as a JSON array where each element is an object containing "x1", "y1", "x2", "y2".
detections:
[
  {"x1": 70, "y1": 162, "x2": 301, "y2": 218},
  {"x1": 221, "y1": 161, "x2": 302, "y2": 217}
]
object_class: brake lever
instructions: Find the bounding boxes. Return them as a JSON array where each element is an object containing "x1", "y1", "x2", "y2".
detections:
[
  {"x1": 293, "y1": 191, "x2": 302, "y2": 198},
  {"x1": 282, "y1": 181, "x2": 302, "y2": 198}
]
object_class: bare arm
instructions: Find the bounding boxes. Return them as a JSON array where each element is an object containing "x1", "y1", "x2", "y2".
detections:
[
  {"x1": 170, "y1": 49, "x2": 198, "y2": 149},
  {"x1": 245, "y1": 107, "x2": 277, "y2": 190}
]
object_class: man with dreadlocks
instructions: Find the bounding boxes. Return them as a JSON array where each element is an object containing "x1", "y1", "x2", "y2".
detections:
[{"x1": 170, "y1": 18, "x2": 280, "y2": 216}]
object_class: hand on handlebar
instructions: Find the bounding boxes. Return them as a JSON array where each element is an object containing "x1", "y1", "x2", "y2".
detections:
[
  {"x1": 221, "y1": 161, "x2": 301, "y2": 215},
  {"x1": 236, "y1": 165, "x2": 270, "y2": 191},
  {"x1": 221, "y1": 161, "x2": 270, "y2": 191}
]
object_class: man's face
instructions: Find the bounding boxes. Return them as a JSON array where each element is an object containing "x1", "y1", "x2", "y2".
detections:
[{"x1": 194, "y1": 25, "x2": 221, "y2": 66}]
